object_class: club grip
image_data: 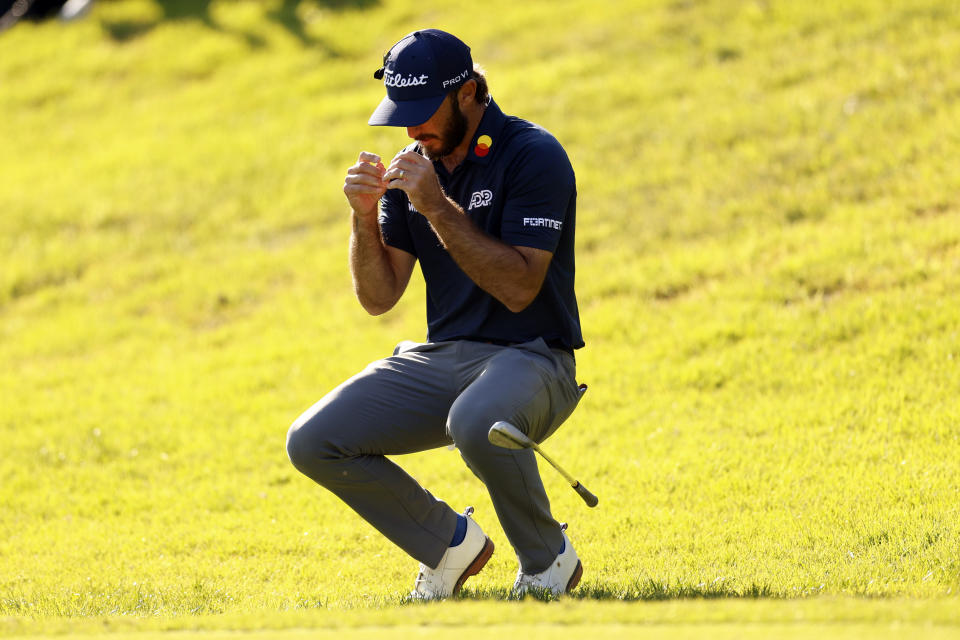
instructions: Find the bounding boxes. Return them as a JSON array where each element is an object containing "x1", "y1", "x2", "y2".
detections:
[{"x1": 573, "y1": 482, "x2": 598, "y2": 508}]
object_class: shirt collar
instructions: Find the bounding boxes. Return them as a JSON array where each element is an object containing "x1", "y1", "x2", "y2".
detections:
[{"x1": 465, "y1": 98, "x2": 507, "y2": 165}]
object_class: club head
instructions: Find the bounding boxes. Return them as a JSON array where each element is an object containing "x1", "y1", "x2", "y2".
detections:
[{"x1": 488, "y1": 421, "x2": 532, "y2": 450}]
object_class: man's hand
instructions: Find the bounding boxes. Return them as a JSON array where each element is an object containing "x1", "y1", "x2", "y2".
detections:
[
  {"x1": 383, "y1": 151, "x2": 449, "y2": 217},
  {"x1": 344, "y1": 151, "x2": 387, "y2": 218}
]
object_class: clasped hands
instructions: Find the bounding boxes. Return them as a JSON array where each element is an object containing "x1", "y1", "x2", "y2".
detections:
[{"x1": 343, "y1": 150, "x2": 449, "y2": 219}]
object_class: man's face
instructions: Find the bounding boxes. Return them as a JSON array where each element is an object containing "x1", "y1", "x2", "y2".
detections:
[{"x1": 406, "y1": 91, "x2": 468, "y2": 161}]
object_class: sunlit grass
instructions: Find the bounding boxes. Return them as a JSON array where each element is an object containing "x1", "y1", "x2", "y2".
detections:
[{"x1": 1, "y1": 0, "x2": 959, "y2": 634}]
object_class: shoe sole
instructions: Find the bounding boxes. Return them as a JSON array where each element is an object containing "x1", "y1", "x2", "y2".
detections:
[
  {"x1": 452, "y1": 536, "x2": 495, "y2": 596},
  {"x1": 565, "y1": 559, "x2": 583, "y2": 592}
]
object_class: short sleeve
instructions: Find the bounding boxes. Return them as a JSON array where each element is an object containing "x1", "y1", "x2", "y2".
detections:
[
  {"x1": 499, "y1": 134, "x2": 575, "y2": 253},
  {"x1": 378, "y1": 188, "x2": 417, "y2": 256}
]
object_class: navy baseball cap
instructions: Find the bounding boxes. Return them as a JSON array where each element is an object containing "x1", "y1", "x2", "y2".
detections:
[{"x1": 368, "y1": 29, "x2": 473, "y2": 127}]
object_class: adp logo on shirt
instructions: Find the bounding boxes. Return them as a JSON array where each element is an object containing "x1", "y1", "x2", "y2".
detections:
[{"x1": 468, "y1": 189, "x2": 494, "y2": 210}]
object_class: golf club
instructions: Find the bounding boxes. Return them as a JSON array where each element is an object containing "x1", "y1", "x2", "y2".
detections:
[{"x1": 488, "y1": 421, "x2": 599, "y2": 508}]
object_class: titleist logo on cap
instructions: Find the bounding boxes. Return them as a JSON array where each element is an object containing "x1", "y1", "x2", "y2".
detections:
[
  {"x1": 368, "y1": 29, "x2": 473, "y2": 127},
  {"x1": 384, "y1": 71, "x2": 429, "y2": 88}
]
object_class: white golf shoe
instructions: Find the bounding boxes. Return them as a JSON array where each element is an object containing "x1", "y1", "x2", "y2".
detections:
[
  {"x1": 512, "y1": 524, "x2": 582, "y2": 596},
  {"x1": 410, "y1": 506, "x2": 494, "y2": 600}
]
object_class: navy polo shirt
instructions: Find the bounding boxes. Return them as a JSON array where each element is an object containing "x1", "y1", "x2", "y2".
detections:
[{"x1": 378, "y1": 99, "x2": 584, "y2": 351}]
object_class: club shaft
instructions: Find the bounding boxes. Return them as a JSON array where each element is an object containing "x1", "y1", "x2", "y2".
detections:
[
  {"x1": 531, "y1": 442, "x2": 599, "y2": 507},
  {"x1": 488, "y1": 422, "x2": 599, "y2": 507},
  {"x1": 529, "y1": 442, "x2": 577, "y2": 486}
]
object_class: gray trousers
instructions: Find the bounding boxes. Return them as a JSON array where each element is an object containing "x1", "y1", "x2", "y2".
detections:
[{"x1": 285, "y1": 337, "x2": 582, "y2": 573}]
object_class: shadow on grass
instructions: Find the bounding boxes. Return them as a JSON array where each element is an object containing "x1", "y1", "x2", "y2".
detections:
[
  {"x1": 566, "y1": 579, "x2": 776, "y2": 601},
  {"x1": 101, "y1": 0, "x2": 378, "y2": 49},
  {"x1": 396, "y1": 580, "x2": 778, "y2": 605}
]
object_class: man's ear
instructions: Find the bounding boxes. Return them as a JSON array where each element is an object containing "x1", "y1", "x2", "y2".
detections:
[{"x1": 459, "y1": 79, "x2": 477, "y2": 107}]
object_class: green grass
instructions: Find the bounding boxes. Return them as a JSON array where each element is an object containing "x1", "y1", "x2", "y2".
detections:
[
  {"x1": 3, "y1": 598, "x2": 960, "y2": 638},
  {"x1": 1, "y1": 0, "x2": 959, "y2": 636}
]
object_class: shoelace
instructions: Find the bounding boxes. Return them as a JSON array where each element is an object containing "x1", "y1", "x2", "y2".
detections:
[
  {"x1": 411, "y1": 565, "x2": 439, "y2": 599},
  {"x1": 413, "y1": 568, "x2": 428, "y2": 587},
  {"x1": 514, "y1": 570, "x2": 537, "y2": 588},
  {"x1": 411, "y1": 571, "x2": 428, "y2": 593}
]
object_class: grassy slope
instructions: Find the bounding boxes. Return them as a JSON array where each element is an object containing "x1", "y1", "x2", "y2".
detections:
[{"x1": 1, "y1": 0, "x2": 959, "y2": 633}]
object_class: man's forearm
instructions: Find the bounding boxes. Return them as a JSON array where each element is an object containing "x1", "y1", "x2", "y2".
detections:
[
  {"x1": 382, "y1": 149, "x2": 551, "y2": 313},
  {"x1": 423, "y1": 199, "x2": 543, "y2": 312},
  {"x1": 349, "y1": 212, "x2": 403, "y2": 315}
]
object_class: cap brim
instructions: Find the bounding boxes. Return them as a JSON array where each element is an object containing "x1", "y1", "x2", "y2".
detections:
[{"x1": 368, "y1": 93, "x2": 446, "y2": 127}]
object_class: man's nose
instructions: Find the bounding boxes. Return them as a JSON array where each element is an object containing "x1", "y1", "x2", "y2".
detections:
[{"x1": 406, "y1": 126, "x2": 420, "y2": 139}]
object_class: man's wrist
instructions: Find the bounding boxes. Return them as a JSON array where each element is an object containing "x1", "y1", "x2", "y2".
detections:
[
  {"x1": 352, "y1": 208, "x2": 382, "y2": 237},
  {"x1": 420, "y1": 195, "x2": 460, "y2": 224},
  {"x1": 353, "y1": 207, "x2": 380, "y2": 224}
]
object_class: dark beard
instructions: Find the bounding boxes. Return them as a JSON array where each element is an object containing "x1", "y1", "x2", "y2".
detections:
[{"x1": 421, "y1": 96, "x2": 469, "y2": 162}]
